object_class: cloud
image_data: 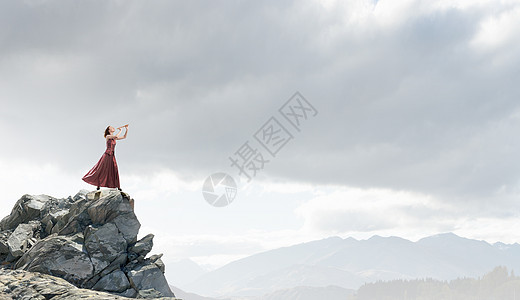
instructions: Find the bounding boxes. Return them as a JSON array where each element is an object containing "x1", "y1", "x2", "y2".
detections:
[
  {"x1": 295, "y1": 186, "x2": 450, "y2": 232},
  {"x1": 471, "y1": 4, "x2": 520, "y2": 51},
  {"x1": 2, "y1": 0, "x2": 520, "y2": 249},
  {"x1": 294, "y1": 185, "x2": 520, "y2": 242},
  {"x1": 0, "y1": 158, "x2": 86, "y2": 219}
]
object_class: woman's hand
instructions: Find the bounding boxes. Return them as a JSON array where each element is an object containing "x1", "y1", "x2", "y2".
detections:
[{"x1": 114, "y1": 124, "x2": 129, "y2": 140}]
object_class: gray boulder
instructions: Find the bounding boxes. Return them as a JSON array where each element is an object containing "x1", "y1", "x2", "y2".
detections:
[
  {"x1": 154, "y1": 258, "x2": 166, "y2": 274},
  {"x1": 138, "y1": 288, "x2": 165, "y2": 298},
  {"x1": 93, "y1": 270, "x2": 131, "y2": 293},
  {"x1": 85, "y1": 223, "x2": 127, "y2": 273},
  {"x1": 7, "y1": 221, "x2": 40, "y2": 257},
  {"x1": 0, "y1": 268, "x2": 178, "y2": 300},
  {"x1": 130, "y1": 234, "x2": 154, "y2": 258},
  {"x1": 0, "y1": 230, "x2": 11, "y2": 254},
  {"x1": 0, "y1": 189, "x2": 175, "y2": 299},
  {"x1": 119, "y1": 288, "x2": 139, "y2": 298},
  {"x1": 15, "y1": 233, "x2": 94, "y2": 286},
  {"x1": 55, "y1": 197, "x2": 92, "y2": 236},
  {"x1": 128, "y1": 261, "x2": 175, "y2": 297},
  {"x1": 0, "y1": 194, "x2": 51, "y2": 231},
  {"x1": 87, "y1": 191, "x2": 140, "y2": 243}
]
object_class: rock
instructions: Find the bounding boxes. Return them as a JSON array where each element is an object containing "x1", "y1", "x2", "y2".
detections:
[
  {"x1": 7, "y1": 221, "x2": 40, "y2": 257},
  {"x1": 0, "y1": 230, "x2": 11, "y2": 254},
  {"x1": 0, "y1": 194, "x2": 51, "y2": 231},
  {"x1": 147, "y1": 254, "x2": 166, "y2": 273},
  {"x1": 84, "y1": 223, "x2": 127, "y2": 273},
  {"x1": 73, "y1": 189, "x2": 90, "y2": 201},
  {"x1": 4, "y1": 251, "x2": 17, "y2": 263},
  {"x1": 100, "y1": 253, "x2": 129, "y2": 278},
  {"x1": 130, "y1": 234, "x2": 154, "y2": 257},
  {"x1": 154, "y1": 258, "x2": 166, "y2": 274},
  {"x1": 0, "y1": 190, "x2": 176, "y2": 299},
  {"x1": 87, "y1": 191, "x2": 141, "y2": 243},
  {"x1": 56, "y1": 197, "x2": 92, "y2": 236},
  {"x1": 112, "y1": 214, "x2": 141, "y2": 244},
  {"x1": 138, "y1": 288, "x2": 165, "y2": 298},
  {"x1": 149, "y1": 253, "x2": 163, "y2": 262},
  {"x1": 0, "y1": 268, "x2": 177, "y2": 300},
  {"x1": 43, "y1": 217, "x2": 54, "y2": 235},
  {"x1": 15, "y1": 233, "x2": 94, "y2": 286},
  {"x1": 119, "y1": 288, "x2": 138, "y2": 298},
  {"x1": 128, "y1": 261, "x2": 175, "y2": 297},
  {"x1": 93, "y1": 270, "x2": 131, "y2": 293}
]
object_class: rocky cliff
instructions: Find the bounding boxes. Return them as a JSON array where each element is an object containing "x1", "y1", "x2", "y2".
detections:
[{"x1": 0, "y1": 189, "x2": 180, "y2": 299}]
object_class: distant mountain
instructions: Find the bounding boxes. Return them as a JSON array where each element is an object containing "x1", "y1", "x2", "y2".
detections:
[
  {"x1": 167, "y1": 258, "x2": 208, "y2": 287},
  {"x1": 170, "y1": 285, "x2": 229, "y2": 300},
  {"x1": 348, "y1": 266, "x2": 520, "y2": 300},
  {"x1": 184, "y1": 233, "x2": 520, "y2": 298},
  {"x1": 170, "y1": 284, "x2": 353, "y2": 300},
  {"x1": 256, "y1": 285, "x2": 355, "y2": 300}
]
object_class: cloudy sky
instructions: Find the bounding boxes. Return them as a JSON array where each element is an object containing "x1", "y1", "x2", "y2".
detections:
[{"x1": 2, "y1": 0, "x2": 520, "y2": 283}]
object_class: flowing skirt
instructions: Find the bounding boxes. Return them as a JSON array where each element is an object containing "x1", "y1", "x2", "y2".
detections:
[{"x1": 82, "y1": 153, "x2": 120, "y2": 188}]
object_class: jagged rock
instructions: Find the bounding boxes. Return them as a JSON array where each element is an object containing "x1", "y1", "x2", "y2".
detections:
[
  {"x1": 41, "y1": 202, "x2": 71, "y2": 236},
  {"x1": 130, "y1": 234, "x2": 154, "y2": 257},
  {"x1": 128, "y1": 261, "x2": 175, "y2": 297},
  {"x1": 0, "y1": 190, "x2": 176, "y2": 299},
  {"x1": 85, "y1": 223, "x2": 127, "y2": 273},
  {"x1": 125, "y1": 258, "x2": 144, "y2": 272},
  {"x1": 0, "y1": 268, "x2": 178, "y2": 299},
  {"x1": 7, "y1": 221, "x2": 40, "y2": 257},
  {"x1": 0, "y1": 231, "x2": 11, "y2": 254},
  {"x1": 93, "y1": 270, "x2": 131, "y2": 293},
  {"x1": 138, "y1": 288, "x2": 165, "y2": 298},
  {"x1": 15, "y1": 233, "x2": 94, "y2": 286},
  {"x1": 73, "y1": 189, "x2": 90, "y2": 201},
  {"x1": 56, "y1": 197, "x2": 92, "y2": 236},
  {"x1": 43, "y1": 217, "x2": 54, "y2": 235},
  {"x1": 149, "y1": 253, "x2": 163, "y2": 263},
  {"x1": 87, "y1": 191, "x2": 141, "y2": 243},
  {"x1": 141, "y1": 254, "x2": 166, "y2": 273},
  {"x1": 154, "y1": 258, "x2": 166, "y2": 274},
  {"x1": 3, "y1": 252, "x2": 17, "y2": 264},
  {"x1": 119, "y1": 288, "x2": 139, "y2": 298},
  {"x1": 0, "y1": 194, "x2": 51, "y2": 231}
]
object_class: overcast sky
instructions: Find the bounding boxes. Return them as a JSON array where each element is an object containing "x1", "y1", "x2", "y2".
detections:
[{"x1": 2, "y1": 0, "x2": 520, "y2": 284}]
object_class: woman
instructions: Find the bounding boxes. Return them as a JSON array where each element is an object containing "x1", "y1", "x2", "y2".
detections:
[{"x1": 82, "y1": 124, "x2": 129, "y2": 191}]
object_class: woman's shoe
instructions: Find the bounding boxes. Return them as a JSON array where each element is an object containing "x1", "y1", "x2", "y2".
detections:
[
  {"x1": 117, "y1": 188, "x2": 122, "y2": 192},
  {"x1": 96, "y1": 186, "x2": 100, "y2": 190}
]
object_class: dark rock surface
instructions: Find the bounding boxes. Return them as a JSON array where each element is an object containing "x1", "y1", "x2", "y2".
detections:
[
  {"x1": 0, "y1": 268, "x2": 178, "y2": 299},
  {"x1": 0, "y1": 189, "x2": 180, "y2": 299}
]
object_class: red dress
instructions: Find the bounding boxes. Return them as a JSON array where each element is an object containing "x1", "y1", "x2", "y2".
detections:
[{"x1": 82, "y1": 138, "x2": 120, "y2": 188}]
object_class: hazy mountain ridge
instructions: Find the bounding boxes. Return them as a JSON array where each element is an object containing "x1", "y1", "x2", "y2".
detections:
[
  {"x1": 348, "y1": 266, "x2": 520, "y2": 300},
  {"x1": 167, "y1": 258, "x2": 208, "y2": 287},
  {"x1": 183, "y1": 233, "x2": 520, "y2": 298}
]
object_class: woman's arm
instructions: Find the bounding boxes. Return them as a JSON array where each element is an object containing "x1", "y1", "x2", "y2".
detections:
[
  {"x1": 116, "y1": 125, "x2": 128, "y2": 140},
  {"x1": 106, "y1": 127, "x2": 123, "y2": 140}
]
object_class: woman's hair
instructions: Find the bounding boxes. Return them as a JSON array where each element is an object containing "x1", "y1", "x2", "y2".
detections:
[{"x1": 104, "y1": 126, "x2": 111, "y2": 138}]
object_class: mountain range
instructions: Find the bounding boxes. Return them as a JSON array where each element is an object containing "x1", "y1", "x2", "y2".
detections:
[{"x1": 181, "y1": 233, "x2": 520, "y2": 298}]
